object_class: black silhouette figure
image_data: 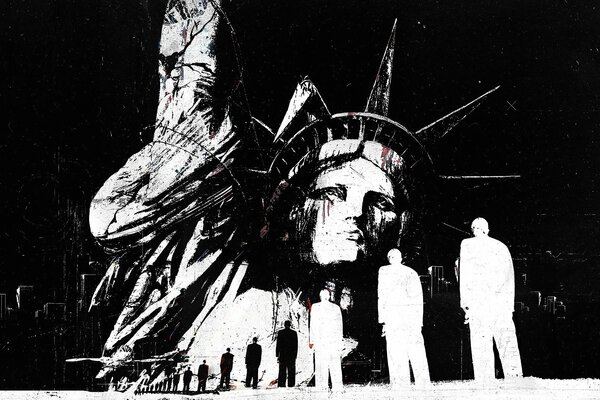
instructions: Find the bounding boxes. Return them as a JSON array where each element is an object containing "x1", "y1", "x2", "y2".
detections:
[
  {"x1": 166, "y1": 368, "x2": 173, "y2": 392},
  {"x1": 172, "y1": 368, "x2": 180, "y2": 392},
  {"x1": 245, "y1": 337, "x2": 262, "y2": 389},
  {"x1": 183, "y1": 366, "x2": 193, "y2": 392},
  {"x1": 198, "y1": 360, "x2": 209, "y2": 392},
  {"x1": 276, "y1": 320, "x2": 298, "y2": 387},
  {"x1": 220, "y1": 348, "x2": 234, "y2": 389}
]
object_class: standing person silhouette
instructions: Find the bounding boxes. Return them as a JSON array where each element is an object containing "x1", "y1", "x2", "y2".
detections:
[
  {"x1": 220, "y1": 348, "x2": 234, "y2": 390},
  {"x1": 276, "y1": 321, "x2": 298, "y2": 387},
  {"x1": 182, "y1": 366, "x2": 193, "y2": 392},
  {"x1": 309, "y1": 289, "x2": 344, "y2": 391},
  {"x1": 172, "y1": 367, "x2": 180, "y2": 392},
  {"x1": 378, "y1": 249, "x2": 430, "y2": 387},
  {"x1": 245, "y1": 337, "x2": 262, "y2": 389},
  {"x1": 197, "y1": 360, "x2": 209, "y2": 392},
  {"x1": 460, "y1": 217, "x2": 522, "y2": 381}
]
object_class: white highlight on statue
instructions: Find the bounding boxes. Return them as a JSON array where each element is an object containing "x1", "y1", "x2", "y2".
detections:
[
  {"x1": 378, "y1": 249, "x2": 430, "y2": 387},
  {"x1": 459, "y1": 217, "x2": 523, "y2": 381},
  {"x1": 309, "y1": 289, "x2": 344, "y2": 391}
]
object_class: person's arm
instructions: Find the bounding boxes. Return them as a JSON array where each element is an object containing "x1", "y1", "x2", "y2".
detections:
[
  {"x1": 275, "y1": 332, "x2": 281, "y2": 359},
  {"x1": 258, "y1": 345, "x2": 262, "y2": 366},
  {"x1": 408, "y1": 270, "x2": 424, "y2": 328},
  {"x1": 459, "y1": 241, "x2": 470, "y2": 311},
  {"x1": 496, "y1": 244, "x2": 516, "y2": 313},
  {"x1": 377, "y1": 269, "x2": 385, "y2": 325},
  {"x1": 245, "y1": 345, "x2": 250, "y2": 365},
  {"x1": 291, "y1": 331, "x2": 298, "y2": 359},
  {"x1": 309, "y1": 306, "x2": 318, "y2": 348}
]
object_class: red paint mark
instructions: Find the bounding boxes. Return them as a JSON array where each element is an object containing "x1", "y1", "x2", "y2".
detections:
[
  {"x1": 322, "y1": 198, "x2": 332, "y2": 224},
  {"x1": 259, "y1": 224, "x2": 269, "y2": 238},
  {"x1": 381, "y1": 145, "x2": 399, "y2": 171}
]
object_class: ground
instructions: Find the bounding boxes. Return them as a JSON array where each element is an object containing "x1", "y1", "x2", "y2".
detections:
[{"x1": 3, "y1": 378, "x2": 600, "y2": 400}]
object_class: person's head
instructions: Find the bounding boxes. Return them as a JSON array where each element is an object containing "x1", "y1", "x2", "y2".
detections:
[
  {"x1": 187, "y1": 366, "x2": 190, "y2": 370},
  {"x1": 387, "y1": 248, "x2": 402, "y2": 265},
  {"x1": 471, "y1": 217, "x2": 489, "y2": 237},
  {"x1": 202, "y1": 360, "x2": 206, "y2": 364},
  {"x1": 284, "y1": 320, "x2": 292, "y2": 329},
  {"x1": 226, "y1": 347, "x2": 230, "y2": 352},
  {"x1": 319, "y1": 288, "x2": 331, "y2": 302},
  {"x1": 252, "y1": 337, "x2": 258, "y2": 343}
]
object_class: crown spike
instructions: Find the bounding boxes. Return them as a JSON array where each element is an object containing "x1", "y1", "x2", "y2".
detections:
[
  {"x1": 275, "y1": 78, "x2": 330, "y2": 143},
  {"x1": 415, "y1": 85, "x2": 500, "y2": 145},
  {"x1": 365, "y1": 19, "x2": 397, "y2": 116}
]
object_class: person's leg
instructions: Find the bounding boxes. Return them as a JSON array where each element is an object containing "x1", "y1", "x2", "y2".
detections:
[
  {"x1": 329, "y1": 351, "x2": 343, "y2": 390},
  {"x1": 386, "y1": 329, "x2": 410, "y2": 387},
  {"x1": 252, "y1": 368, "x2": 259, "y2": 388},
  {"x1": 288, "y1": 362, "x2": 296, "y2": 387},
  {"x1": 470, "y1": 317, "x2": 495, "y2": 381},
  {"x1": 245, "y1": 367, "x2": 251, "y2": 387},
  {"x1": 220, "y1": 374, "x2": 225, "y2": 388},
  {"x1": 315, "y1": 350, "x2": 329, "y2": 390},
  {"x1": 225, "y1": 373, "x2": 230, "y2": 388},
  {"x1": 407, "y1": 330, "x2": 430, "y2": 386},
  {"x1": 278, "y1": 362, "x2": 287, "y2": 387},
  {"x1": 494, "y1": 315, "x2": 523, "y2": 378}
]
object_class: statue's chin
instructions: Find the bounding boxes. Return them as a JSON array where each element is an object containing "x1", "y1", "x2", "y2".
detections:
[{"x1": 312, "y1": 246, "x2": 360, "y2": 267}]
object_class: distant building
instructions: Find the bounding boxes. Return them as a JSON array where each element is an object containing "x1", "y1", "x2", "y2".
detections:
[
  {"x1": 16, "y1": 285, "x2": 35, "y2": 317},
  {"x1": 428, "y1": 266, "x2": 444, "y2": 296},
  {"x1": 545, "y1": 296, "x2": 557, "y2": 314},
  {"x1": 0, "y1": 293, "x2": 6, "y2": 320},
  {"x1": 526, "y1": 291, "x2": 542, "y2": 309},
  {"x1": 79, "y1": 274, "x2": 102, "y2": 312},
  {"x1": 519, "y1": 273, "x2": 527, "y2": 288},
  {"x1": 44, "y1": 302, "x2": 66, "y2": 321},
  {"x1": 442, "y1": 279, "x2": 452, "y2": 293},
  {"x1": 556, "y1": 304, "x2": 567, "y2": 320}
]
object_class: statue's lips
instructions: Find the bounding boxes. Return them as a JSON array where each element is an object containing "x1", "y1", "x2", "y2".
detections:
[{"x1": 337, "y1": 229, "x2": 364, "y2": 243}]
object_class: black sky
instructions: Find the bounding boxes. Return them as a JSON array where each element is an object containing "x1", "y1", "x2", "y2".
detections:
[{"x1": 4, "y1": 0, "x2": 600, "y2": 302}]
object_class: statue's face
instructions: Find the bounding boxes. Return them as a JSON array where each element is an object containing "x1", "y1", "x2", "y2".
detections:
[{"x1": 293, "y1": 158, "x2": 405, "y2": 267}]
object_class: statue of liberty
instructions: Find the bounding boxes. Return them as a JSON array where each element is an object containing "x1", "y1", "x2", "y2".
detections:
[{"x1": 83, "y1": 0, "x2": 497, "y2": 387}]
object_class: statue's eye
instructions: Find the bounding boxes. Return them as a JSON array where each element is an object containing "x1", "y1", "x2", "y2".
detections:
[
  {"x1": 309, "y1": 186, "x2": 346, "y2": 202},
  {"x1": 367, "y1": 192, "x2": 396, "y2": 212}
]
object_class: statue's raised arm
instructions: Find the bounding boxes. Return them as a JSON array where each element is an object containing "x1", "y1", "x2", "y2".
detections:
[
  {"x1": 86, "y1": 0, "x2": 254, "y2": 377},
  {"x1": 90, "y1": 0, "x2": 242, "y2": 250}
]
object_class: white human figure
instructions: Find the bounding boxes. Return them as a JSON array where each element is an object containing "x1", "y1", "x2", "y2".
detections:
[
  {"x1": 309, "y1": 289, "x2": 344, "y2": 391},
  {"x1": 378, "y1": 249, "x2": 430, "y2": 387},
  {"x1": 460, "y1": 217, "x2": 522, "y2": 381}
]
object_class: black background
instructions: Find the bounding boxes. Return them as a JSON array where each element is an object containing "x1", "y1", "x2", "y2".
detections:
[{"x1": 3, "y1": 0, "x2": 600, "y2": 388}]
